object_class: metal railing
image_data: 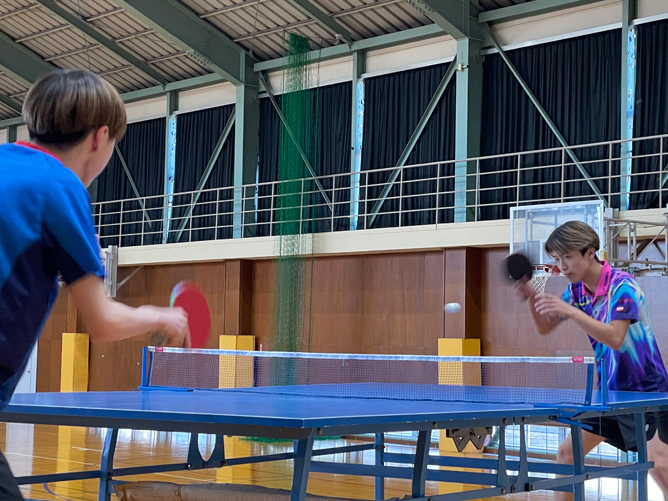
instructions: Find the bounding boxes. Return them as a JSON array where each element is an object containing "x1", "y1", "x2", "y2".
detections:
[{"x1": 93, "y1": 133, "x2": 668, "y2": 249}]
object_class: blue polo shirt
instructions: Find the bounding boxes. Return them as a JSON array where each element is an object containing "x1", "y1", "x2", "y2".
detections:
[{"x1": 0, "y1": 141, "x2": 103, "y2": 407}]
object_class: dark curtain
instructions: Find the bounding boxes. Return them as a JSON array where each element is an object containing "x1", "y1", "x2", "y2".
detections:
[
  {"x1": 480, "y1": 30, "x2": 621, "y2": 220},
  {"x1": 257, "y1": 82, "x2": 352, "y2": 235},
  {"x1": 632, "y1": 19, "x2": 668, "y2": 210},
  {"x1": 361, "y1": 62, "x2": 456, "y2": 228},
  {"x1": 172, "y1": 104, "x2": 235, "y2": 242},
  {"x1": 257, "y1": 97, "x2": 280, "y2": 236},
  {"x1": 96, "y1": 118, "x2": 165, "y2": 247}
]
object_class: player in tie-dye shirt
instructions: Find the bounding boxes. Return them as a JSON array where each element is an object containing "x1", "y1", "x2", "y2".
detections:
[{"x1": 517, "y1": 221, "x2": 668, "y2": 497}]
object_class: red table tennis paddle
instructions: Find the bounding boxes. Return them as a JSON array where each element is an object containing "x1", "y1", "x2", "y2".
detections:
[{"x1": 149, "y1": 281, "x2": 211, "y2": 348}]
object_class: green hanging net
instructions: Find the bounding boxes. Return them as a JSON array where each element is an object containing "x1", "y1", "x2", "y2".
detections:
[{"x1": 273, "y1": 33, "x2": 321, "y2": 356}]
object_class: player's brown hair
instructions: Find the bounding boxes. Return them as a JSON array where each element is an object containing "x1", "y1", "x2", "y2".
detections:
[
  {"x1": 22, "y1": 69, "x2": 126, "y2": 147},
  {"x1": 544, "y1": 220, "x2": 600, "y2": 260}
]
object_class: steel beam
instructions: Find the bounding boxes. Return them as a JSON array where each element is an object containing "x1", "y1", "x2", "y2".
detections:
[
  {"x1": 0, "y1": 93, "x2": 21, "y2": 114},
  {"x1": 175, "y1": 105, "x2": 236, "y2": 242},
  {"x1": 479, "y1": 0, "x2": 605, "y2": 24},
  {"x1": 621, "y1": 0, "x2": 638, "y2": 210},
  {"x1": 121, "y1": 74, "x2": 225, "y2": 103},
  {"x1": 259, "y1": 73, "x2": 333, "y2": 212},
  {"x1": 350, "y1": 51, "x2": 365, "y2": 230},
  {"x1": 404, "y1": 0, "x2": 483, "y2": 41},
  {"x1": 0, "y1": 31, "x2": 55, "y2": 86},
  {"x1": 234, "y1": 82, "x2": 260, "y2": 239},
  {"x1": 34, "y1": 0, "x2": 166, "y2": 85},
  {"x1": 6, "y1": 125, "x2": 17, "y2": 143},
  {"x1": 254, "y1": 24, "x2": 443, "y2": 72},
  {"x1": 454, "y1": 37, "x2": 483, "y2": 222},
  {"x1": 367, "y1": 60, "x2": 456, "y2": 228},
  {"x1": 162, "y1": 91, "x2": 178, "y2": 243},
  {"x1": 112, "y1": 0, "x2": 253, "y2": 85},
  {"x1": 286, "y1": 0, "x2": 352, "y2": 44},
  {"x1": 114, "y1": 145, "x2": 144, "y2": 203},
  {"x1": 0, "y1": 73, "x2": 228, "y2": 130},
  {"x1": 488, "y1": 28, "x2": 607, "y2": 206},
  {"x1": 0, "y1": 116, "x2": 25, "y2": 129}
]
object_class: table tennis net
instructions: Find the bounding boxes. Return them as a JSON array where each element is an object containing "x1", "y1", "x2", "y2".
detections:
[{"x1": 144, "y1": 348, "x2": 597, "y2": 406}]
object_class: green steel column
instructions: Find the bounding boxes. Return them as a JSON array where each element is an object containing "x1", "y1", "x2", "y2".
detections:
[
  {"x1": 233, "y1": 71, "x2": 260, "y2": 238},
  {"x1": 162, "y1": 90, "x2": 178, "y2": 243},
  {"x1": 6, "y1": 125, "x2": 17, "y2": 143},
  {"x1": 350, "y1": 51, "x2": 365, "y2": 230},
  {"x1": 454, "y1": 38, "x2": 483, "y2": 222},
  {"x1": 621, "y1": 0, "x2": 637, "y2": 210}
]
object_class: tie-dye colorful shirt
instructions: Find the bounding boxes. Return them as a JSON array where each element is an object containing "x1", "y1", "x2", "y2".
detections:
[{"x1": 562, "y1": 261, "x2": 668, "y2": 392}]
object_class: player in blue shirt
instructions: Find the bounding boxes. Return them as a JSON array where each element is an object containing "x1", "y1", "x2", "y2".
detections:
[
  {"x1": 518, "y1": 221, "x2": 668, "y2": 498},
  {"x1": 0, "y1": 70, "x2": 189, "y2": 500}
]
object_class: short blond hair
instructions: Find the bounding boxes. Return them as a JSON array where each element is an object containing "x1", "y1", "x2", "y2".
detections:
[
  {"x1": 23, "y1": 69, "x2": 126, "y2": 147},
  {"x1": 544, "y1": 220, "x2": 600, "y2": 258}
]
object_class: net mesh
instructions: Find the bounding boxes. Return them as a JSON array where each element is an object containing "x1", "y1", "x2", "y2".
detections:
[
  {"x1": 530, "y1": 265, "x2": 559, "y2": 296},
  {"x1": 273, "y1": 32, "x2": 321, "y2": 353},
  {"x1": 145, "y1": 349, "x2": 595, "y2": 407}
]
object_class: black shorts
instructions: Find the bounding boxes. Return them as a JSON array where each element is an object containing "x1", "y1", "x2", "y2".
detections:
[
  {"x1": 579, "y1": 411, "x2": 668, "y2": 453},
  {"x1": 0, "y1": 449, "x2": 23, "y2": 501}
]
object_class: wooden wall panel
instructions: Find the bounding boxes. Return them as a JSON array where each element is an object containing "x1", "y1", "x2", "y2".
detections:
[
  {"x1": 36, "y1": 289, "x2": 68, "y2": 392},
  {"x1": 252, "y1": 252, "x2": 445, "y2": 355},
  {"x1": 479, "y1": 248, "x2": 668, "y2": 360},
  {"x1": 224, "y1": 260, "x2": 253, "y2": 336},
  {"x1": 88, "y1": 263, "x2": 227, "y2": 391},
  {"x1": 482, "y1": 248, "x2": 591, "y2": 358},
  {"x1": 251, "y1": 260, "x2": 275, "y2": 351},
  {"x1": 40, "y1": 245, "x2": 668, "y2": 394}
]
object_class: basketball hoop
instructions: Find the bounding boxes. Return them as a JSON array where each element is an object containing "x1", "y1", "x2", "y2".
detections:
[{"x1": 530, "y1": 264, "x2": 560, "y2": 296}]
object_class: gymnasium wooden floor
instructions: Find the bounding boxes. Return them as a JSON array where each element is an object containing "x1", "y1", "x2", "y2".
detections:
[{"x1": 1, "y1": 423, "x2": 662, "y2": 501}]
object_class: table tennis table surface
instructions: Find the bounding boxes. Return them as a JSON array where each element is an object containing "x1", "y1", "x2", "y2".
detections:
[{"x1": 6, "y1": 383, "x2": 668, "y2": 430}]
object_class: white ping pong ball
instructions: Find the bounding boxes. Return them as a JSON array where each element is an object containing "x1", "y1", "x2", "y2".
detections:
[{"x1": 444, "y1": 303, "x2": 462, "y2": 314}]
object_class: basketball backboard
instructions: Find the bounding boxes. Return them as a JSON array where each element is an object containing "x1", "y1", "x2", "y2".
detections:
[
  {"x1": 101, "y1": 245, "x2": 118, "y2": 297},
  {"x1": 510, "y1": 201, "x2": 606, "y2": 265}
]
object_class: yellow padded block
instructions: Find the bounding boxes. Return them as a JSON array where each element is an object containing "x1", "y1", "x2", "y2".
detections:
[
  {"x1": 438, "y1": 338, "x2": 481, "y2": 453},
  {"x1": 60, "y1": 333, "x2": 89, "y2": 393},
  {"x1": 218, "y1": 335, "x2": 255, "y2": 389}
]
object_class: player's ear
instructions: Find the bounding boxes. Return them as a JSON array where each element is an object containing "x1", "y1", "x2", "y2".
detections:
[
  {"x1": 583, "y1": 247, "x2": 596, "y2": 261},
  {"x1": 91, "y1": 126, "x2": 110, "y2": 152}
]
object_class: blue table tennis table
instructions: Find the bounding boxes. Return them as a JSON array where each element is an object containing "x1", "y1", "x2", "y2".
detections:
[{"x1": 2, "y1": 349, "x2": 668, "y2": 501}]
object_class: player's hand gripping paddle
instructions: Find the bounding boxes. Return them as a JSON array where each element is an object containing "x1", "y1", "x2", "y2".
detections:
[{"x1": 149, "y1": 281, "x2": 211, "y2": 348}]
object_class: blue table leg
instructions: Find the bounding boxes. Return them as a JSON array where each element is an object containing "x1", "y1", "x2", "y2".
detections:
[
  {"x1": 412, "y1": 430, "x2": 430, "y2": 498},
  {"x1": 375, "y1": 433, "x2": 385, "y2": 501},
  {"x1": 99, "y1": 429, "x2": 118, "y2": 501},
  {"x1": 291, "y1": 437, "x2": 314, "y2": 501},
  {"x1": 512, "y1": 422, "x2": 529, "y2": 493},
  {"x1": 495, "y1": 424, "x2": 510, "y2": 493},
  {"x1": 570, "y1": 424, "x2": 585, "y2": 501},
  {"x1": 635, "y1": 413, "x2": 649, "y2": 501}
]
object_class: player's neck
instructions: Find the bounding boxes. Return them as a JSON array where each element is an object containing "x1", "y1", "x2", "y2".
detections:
[
  {"x1": 581, "y1": 261, "x2": 604, "y2": 296},
  {"x1": 31, "y1": 140, "x2": 89, "y2": 186}
]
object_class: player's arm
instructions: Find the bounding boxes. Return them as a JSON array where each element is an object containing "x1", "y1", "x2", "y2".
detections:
[
  {"x1": 44, "y1": 170, "x2": 189, "y2": 346},
  {"x1": 516, "y1": 281, "x2": 561, "y2": 335},
  {"x1": 534, "y1": 295, "x2": 630, "y2": 350},
  {"x1": 68, "y1": 275, "x2": 190, "y2": 346},
  {"x1": 529, "y1": 294, "x2": 562, "y2": 335}
]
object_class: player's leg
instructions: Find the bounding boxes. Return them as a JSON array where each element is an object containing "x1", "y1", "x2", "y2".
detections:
[
  {"x1": 556, "y1": 428, "x2": 603, "y2": 465},
  {"x1": 647, "y1": 434, "x2": 668, "y2": 496},
  {"x1": 0, "y1": 449, "x2": 24, "y2": 501},
  {"x1": 555, "y1": 429, "x2": 603, "y2": 500},
  {"x1": 647, "y1": 412, "x2": 668, "y2": 497}
]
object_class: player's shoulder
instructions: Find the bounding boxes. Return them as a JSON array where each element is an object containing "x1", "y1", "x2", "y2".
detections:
[
  {"x1": 0, "y1": 143, "x2": 85, "y2": 193},
  {"x1": 609, "y1": 267, "x2": 641, "y2": 296},
  {"x1": 609, "y1": 267, "x2": 637, "y2": 285}
]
